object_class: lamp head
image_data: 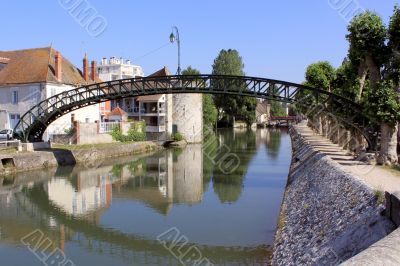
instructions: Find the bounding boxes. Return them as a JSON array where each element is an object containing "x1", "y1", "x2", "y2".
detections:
[{"x1": 169, "y1": 32, "x2": 176, "y2": 43}]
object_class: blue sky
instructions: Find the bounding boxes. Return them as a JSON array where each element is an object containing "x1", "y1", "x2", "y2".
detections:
[{"x1": 1, "y1": 0, "x2": 399, "y2": 82}]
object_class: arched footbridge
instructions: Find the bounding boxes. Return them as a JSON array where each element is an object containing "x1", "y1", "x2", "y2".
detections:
[{"x1": 14, "y1": 75, "x2": 372, "y2": 143}]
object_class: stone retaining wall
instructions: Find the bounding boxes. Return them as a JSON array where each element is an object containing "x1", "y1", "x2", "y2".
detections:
[
  {"x1": 0, "y1": 141, "x2": 159, "y2": 176},
  {"x1": 272, "y1": 127, "x2": 396, "y2": 265}
]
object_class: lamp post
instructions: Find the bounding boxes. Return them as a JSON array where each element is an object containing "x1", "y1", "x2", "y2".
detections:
[{"x1": 169, "y1": 26, "x2": 181, "y2": 75}]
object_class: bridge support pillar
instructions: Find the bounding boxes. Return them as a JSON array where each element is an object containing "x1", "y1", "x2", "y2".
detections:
[
  {"x1": 327, "y1": 118, "x2": 336, "y2": 143},
  {"x1": 320, "y1": 115, "x2": 325, "y2": 136},
  {"x1": 316, "y1": 116, "x2": 323, "y2": 135},
  {"x1": 343, "y1": 130, "x2": 351, "y2": 150},
  {"x1": 349, "y1": 130, "x2": 365, "y2": 154},
  {"x1": 338, "y1": 126, "x2": 346, "y2": 148}
]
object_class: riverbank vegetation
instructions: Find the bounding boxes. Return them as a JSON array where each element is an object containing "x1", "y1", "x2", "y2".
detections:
[
  {"x1": 110, "y1": 121, "x2": 146, "y2": 142},
  {"x1": 301, "y1": 6, "x2": 400, "y2": 166}
]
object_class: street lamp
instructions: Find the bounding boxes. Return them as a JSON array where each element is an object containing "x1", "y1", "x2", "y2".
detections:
[{"x1": 169, "y1": 26, "x2": 181, "y2": 75}]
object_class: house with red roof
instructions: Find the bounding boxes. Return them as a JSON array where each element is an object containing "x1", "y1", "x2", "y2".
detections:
[{"x1": 0, "y1": 47, "x2": 105, "y2": 141}]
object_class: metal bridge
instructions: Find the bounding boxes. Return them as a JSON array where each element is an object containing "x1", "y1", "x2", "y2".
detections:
[{"x1": 14, "y1": 74, "x2": 368, "y2": 143}]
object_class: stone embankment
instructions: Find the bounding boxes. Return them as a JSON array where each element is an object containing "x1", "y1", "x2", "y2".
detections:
[
  {"x1": 272, "y1": 126, "x2": 396, "y2": 265},
  {"x1": 0, "y1": 141, "x2": 160, "y2": 176}
]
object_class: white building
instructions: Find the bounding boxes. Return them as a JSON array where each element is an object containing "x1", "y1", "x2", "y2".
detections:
[
  {"x1": 95, "y1": 56, "x2": 203, "y2": 142},
  {"x1": 0, "y1": 47, "x2": 102, "y2": 141},
  {"x1": 97, "y1": 57, "x2": 144, "y2": 81}
]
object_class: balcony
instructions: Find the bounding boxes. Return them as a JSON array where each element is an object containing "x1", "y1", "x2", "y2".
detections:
[{"x1": 127, "y1": 107, "x2": 165, "y2": 117}]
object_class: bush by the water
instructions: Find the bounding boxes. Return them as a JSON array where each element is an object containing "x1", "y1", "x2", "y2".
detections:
[
  {"x1": 173, "y1": 132, "x2": 184, "y2": 141},
  {"x1": 110, "y1": 126, "x2": 146, "y2": 142}
]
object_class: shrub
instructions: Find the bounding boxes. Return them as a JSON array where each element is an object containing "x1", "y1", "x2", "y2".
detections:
[
  {"x1": 110, "y1": 126, "x2": 123, "y2": 141},
  {"x1": 173, "y1": 132, "x2": 184, "y2": 141},
  {"x1": 64, "y1": 127, "x2": 75, "y2": 136},
  {"x1": 127, "y1": 128, "x2": 146, "y2": 141},
  {"x1": 110, "y1": 124, "x2": 146, "y2": 142}
]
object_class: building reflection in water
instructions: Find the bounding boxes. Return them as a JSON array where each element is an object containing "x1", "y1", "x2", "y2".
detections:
[
  {"x1": 0, "y1": 136, "x2": 277, "y2": 265},
  {"x1": 44, "y1": 145, "x2": 203, "y2": 218}
]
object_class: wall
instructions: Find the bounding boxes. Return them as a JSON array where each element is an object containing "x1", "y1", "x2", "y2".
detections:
[
  {"x1": 0, "y1": 110, "x2": 8, "y2": 129},
  {"x1": 0, "y1": 141, "x2": 159, "y2": 176},
  {"x1": 172, "y1": 94, "x2": 203, "y2": 143},
  {"x1": 272, "y1": 127, "x2": 396, "y2": 265},
  {"x1": 75, "y1": 122, "x2": 113, "y2": 145}
]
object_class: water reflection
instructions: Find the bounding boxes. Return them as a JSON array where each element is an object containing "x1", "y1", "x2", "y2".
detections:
[{"x1": 0, "y1": 128, "x2": 290, "y2": 265}]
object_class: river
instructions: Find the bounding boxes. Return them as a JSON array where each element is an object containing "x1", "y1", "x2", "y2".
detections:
[{"x1": 0, "y1": 128, "x2": 291, "y2": 265}]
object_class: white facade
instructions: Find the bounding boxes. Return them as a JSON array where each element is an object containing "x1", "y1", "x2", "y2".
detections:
[
  {"x1": 172, "y1": 94, "x2": 203, "y2": 143},
  {"x1": 97, "y1": 57, "x2": 144, "y2": 81},
  {"x1": 0, "y1": 83, "x2": 100, "y2": 141},
  {"x1": 0, "y1": 83, "x2": 44, "y2": 130}
]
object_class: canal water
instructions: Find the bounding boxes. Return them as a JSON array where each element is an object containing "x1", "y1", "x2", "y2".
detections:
[{"x1": 0, "y1": 128, "x2": 291, "y2": 266}]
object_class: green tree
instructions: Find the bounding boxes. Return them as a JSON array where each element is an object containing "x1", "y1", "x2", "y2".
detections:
[
  {"x1": 305, "y1": 61, "x2": 336, "y2": 92},
  {"x1": 181, "y1": 66, "x2": 218, "y2": 130},
  {"x1": 212, "y1": 49, "x2": 256, "y2": 126},
  {"x1": 364, "y1": 81, "x2": 400, "y2": 164},
  {"x1": 376, "y1": 5, "x2": 400, "y2": 165},
  {"x1": 346, "y1": 11, "x2": 387, "y2": 101},
  {"x1": 270, "y1": 102, "x2": 286, "y2": 116},
  {"x1": 387, "y1": 5, "x2": 400, "y2": 86}
]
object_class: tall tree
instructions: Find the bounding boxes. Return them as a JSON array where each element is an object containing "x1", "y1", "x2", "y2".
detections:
[
  {"x1": 181, "y1": 66, "x2": 218, "y2": 130},
  {"x1": 377, "y1": 5, "x2": 400, "y2": 165},
  {"x1": 305, "y1": 61, "x2": 336, "y2": 92},
  {"x1": 346, "y1": 11, "x2": 387, "y2": 102},
  {"x1": 365, "y1": 81, "x2": 400, "y2": 165},
  {"x1": 212, "y1": 49, "x2": 256, "y2": 126},
  {"x1": 387, "y1": 5, "x2": 400, "y2": 88}
]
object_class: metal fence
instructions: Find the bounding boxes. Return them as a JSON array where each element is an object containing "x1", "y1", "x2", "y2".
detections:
[{"x1": 99, "y1": 122, "x2": 121, "y2": 133}]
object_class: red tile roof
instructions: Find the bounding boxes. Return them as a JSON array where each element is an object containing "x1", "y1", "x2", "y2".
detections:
[
  {"x1": 0, "y1": 47, "x2": 102, "y2": 86},
  {"x1": 108, "y1": 107, "x2": 128, "y2": 117},
  {"x1": 148, "y1": 66, "x2": 172, "y2": 77}
]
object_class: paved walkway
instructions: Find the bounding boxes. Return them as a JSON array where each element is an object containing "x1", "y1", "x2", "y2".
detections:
[{"x1": 295, "y1": 124, "x2": 400, "y2": 193}]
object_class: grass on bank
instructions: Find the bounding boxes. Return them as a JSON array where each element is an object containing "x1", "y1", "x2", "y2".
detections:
[
  {"x1": 0, "y1": 147, "x2": 18, "y2": 155},
  {"x1": 374, "y1": 189, "x2": 385, "y2": 205}
]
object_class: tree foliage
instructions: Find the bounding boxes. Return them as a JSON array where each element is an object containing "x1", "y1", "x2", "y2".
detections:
[
  {"x1": 364, "y1": 80, "x2": 400, "y2": 127},
  {"x1": 212, "y1": 49, "x2": 256, "y2": 126},
  {"x1": 346, "y1": 11, "x2": 387, "y2": 66},
  {"x1": 305, "y1": 61, "x2": 336, "y2": 91},
  {"x1": 386, "y1": 5, "x2": 400, "y2": 85},
  {"x1": 347, "y1": 11, "x2": 387, "y2": 100}
]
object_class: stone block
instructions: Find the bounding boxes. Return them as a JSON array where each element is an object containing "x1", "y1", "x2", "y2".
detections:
[
  {"x1": 385, "y1": 191, "x2": 392, "y2": 219},
  {"x1": 390, "y1": 191, "x2": 400, "y2": 227}
]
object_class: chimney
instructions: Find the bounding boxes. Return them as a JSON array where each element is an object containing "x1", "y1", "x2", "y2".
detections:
[
  {"x1": 55, "y1": 52, "x2": 62, "y2": 82},
  {"x1": 91, "y1": 60, "x2": 97, "y2": 81},
  {"x1": 83, "y1": 53, "x2": 89, "y2": 81}
]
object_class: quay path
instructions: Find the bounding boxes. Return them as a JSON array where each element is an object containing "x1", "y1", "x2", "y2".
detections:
[{"x1": 294, "y1": 124, "x2": 400, "y2": 194}]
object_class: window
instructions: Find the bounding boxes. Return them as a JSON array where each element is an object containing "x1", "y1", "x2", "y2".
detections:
[
  {"x1": 11, "y1": 91, "x2": 18, "y2": 104},
  {"x1": 9, "y1": 114, "x2": 20, "y2": 129},
  {"x1": 85, "y1": 117, "x2": 90, "y2": 123}
]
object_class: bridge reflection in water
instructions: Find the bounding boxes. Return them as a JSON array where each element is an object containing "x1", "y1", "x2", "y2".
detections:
[{"x1": 0, "y1": 128, "x2": 290, "y2": 265}]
